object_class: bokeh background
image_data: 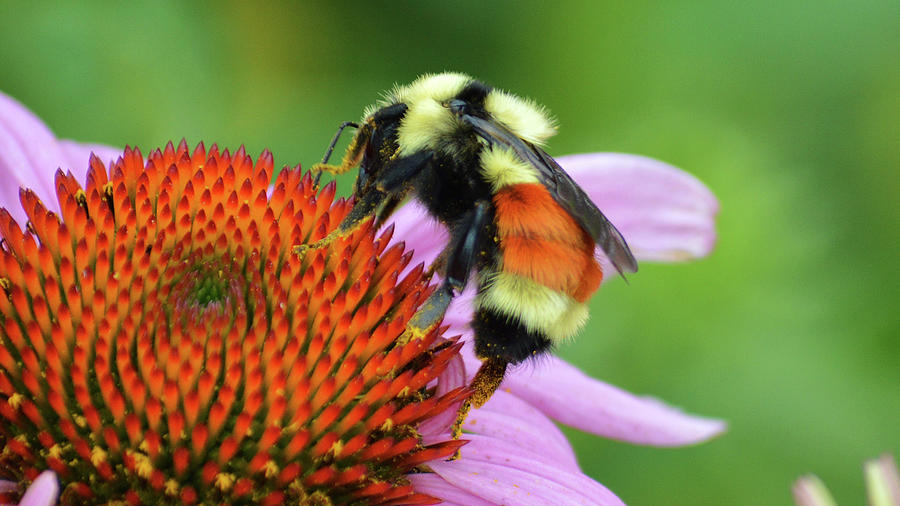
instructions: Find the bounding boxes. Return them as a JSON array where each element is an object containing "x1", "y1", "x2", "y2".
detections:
[{"x1": 1, "y1": 1, "x2": 898, "y2": 504}]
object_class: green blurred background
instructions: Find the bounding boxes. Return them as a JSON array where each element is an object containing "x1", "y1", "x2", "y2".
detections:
[{"x1": 1, "y1": 1, "x2": 898, "y2": 504}]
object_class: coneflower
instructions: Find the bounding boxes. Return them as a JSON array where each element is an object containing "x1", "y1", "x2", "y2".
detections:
[{"x1": 0, "y1": 138, "x2": 472, "y2": 504}]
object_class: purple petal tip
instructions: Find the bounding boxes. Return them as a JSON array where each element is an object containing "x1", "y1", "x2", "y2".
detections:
[{"x1": 18, "y1": 471, "x2": 59, "y2": 506}]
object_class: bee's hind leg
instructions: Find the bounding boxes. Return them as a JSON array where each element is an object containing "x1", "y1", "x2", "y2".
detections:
[{"x1": 451, "y1": 357, "x2": 507, "y2": 442}]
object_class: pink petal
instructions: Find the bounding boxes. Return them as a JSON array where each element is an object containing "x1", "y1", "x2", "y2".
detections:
[
  {"x1": 431, "y1": 434, "x2": 624, "y2": 506},
  {"x1": 440, "y1": 286, "x2": 476, "y2": 331},
  {"x1": 407, "y1": 473, "x2": 496, "y2": 506},
  {"x1": 0, "y1": 91, "x2": 122, "y2": 224},
  {"x1": 557, "y1": 153, "x2": 718, "y2": 264},
  {"x1": 503, "y1": 355, "x2": 726, "y2": 446},
  {"x1": 387, "y1": 201, "x2": 447, "y2": 275},
  {"x1": 463, "y1": 389, "x2": 579, "y2": 470},
  {"x1": 18, "y1": 471, "x2": 58, "y2": 506},
  {"x1": 0, "y1": 92, "x2": 67, "y2": 216},
  {"x1": 57, "y1": 139, "x2": 122, "y2": 184}
]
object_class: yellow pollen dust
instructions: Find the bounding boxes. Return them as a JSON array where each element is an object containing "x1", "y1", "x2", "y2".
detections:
[
  {"x1": 380, "y1": 418, "x2": 394, "y2": 431},
  {"x1": 263, "y1": 461, "x2": 280, "y2": 479},
  {"x1": 7, "y1": 393, "x2": 23, "y2": 409},
  {"x1": 215, "y1": 473, "x2": 236, "y2": 492},
  {"x1": 102, "y1": 181, "x2": 114, "y2": 198},
  {"x1": 127, "y1": 450, "x2": 154, "y2": 479},
  {"x1": 0, "y1": 277, "x2": 10, "y2": 292},
  {"x1": 398, "y1": 327, "x2": 427, "y2": 344},
  {"x1": 47, "y1": 444, "x2": 62, "y2": 459},
  {"x1": 90, "y1": 447, "x2": 108, "y2": 467},
  {"x1": 74, "y1": 189, "x2": 88, "y2": 208},
  {"x1": 165, "y1": 479, "x2": 179, "y2": 496},
  {"x1": 288, "y1": 480, "x2": 305, "y2": 496},
  {"x1": 329, "y1": 440, "x2": 344, "y2": 459}
]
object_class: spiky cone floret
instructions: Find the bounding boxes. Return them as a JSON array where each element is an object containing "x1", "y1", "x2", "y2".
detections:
[{"x1": 0, "y1": 140, "x2": 468, "y2": 505}]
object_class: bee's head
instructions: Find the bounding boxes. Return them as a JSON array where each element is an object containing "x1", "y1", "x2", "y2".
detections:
[{"x1": 374, "y1": 73, "x2": 556, "y2": 158}]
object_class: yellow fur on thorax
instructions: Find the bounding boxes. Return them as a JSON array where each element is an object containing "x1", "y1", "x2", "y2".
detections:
[
  {"x1": 475, "y1": 271, "x2": 589, "y2": 342},
  {"x1": 484, "y1": 90, "x2": 556, "y2": 145},
  {"x1": 479, "y1": 146, "x2": 540, "y2": 191}
]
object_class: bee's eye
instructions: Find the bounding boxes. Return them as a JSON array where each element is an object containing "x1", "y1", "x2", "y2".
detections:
[{"x1": 447, "y1": 99, "x2": 471, "y2": 117}]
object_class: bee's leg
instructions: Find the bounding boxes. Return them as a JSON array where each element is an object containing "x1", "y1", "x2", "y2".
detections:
[
  {"x1": 299, "y1": 151, "x2": 434, "y2": 254},
  {"x1": 294, "y1": 188, "x2": 386, "y2": 254},
  {"x1": 312, "y1": 121, "x2": 369, "y2": 186},
  {"x1": 451, "y1": 357, "x2": 508, "y2": 440},
  {"x1": 311, "y1": 163, "x2": 353, "y2": 176},
  {"x1": 401, "y1": 200, "x2": 491, "y2": 343},
  {"x1": 443, "y1": 201, "x2": 490, "y2": 293}
]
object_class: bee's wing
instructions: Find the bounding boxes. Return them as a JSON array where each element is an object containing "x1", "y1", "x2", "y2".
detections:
[{"x1": 462, "y1": 114, "x2": 638, "y2": 276}]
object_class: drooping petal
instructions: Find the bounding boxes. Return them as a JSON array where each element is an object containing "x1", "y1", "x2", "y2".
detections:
[
  {"x1": 556, "y1": 153, "x2": 718, "y2": 265},
  {"x1": 17, "y1": 471, "x2": 58, "y2": 506},
  {"x1": 461, "y1": 389, "x2": 579, "y2": 471},
  {"x1": 430, "y1": 434, "x2": 625, "y2": 506},
  {"x1": 451, "y1": 339, "x2": 724, "y2": 446},
  {"x1": 501, "y1": 355, "x2": 726, "y2": 446}
]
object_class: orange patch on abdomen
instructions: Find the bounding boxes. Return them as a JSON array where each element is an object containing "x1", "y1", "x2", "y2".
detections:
[{"x1": 493, "y1": 183, "x2": 603, "y2": 302}]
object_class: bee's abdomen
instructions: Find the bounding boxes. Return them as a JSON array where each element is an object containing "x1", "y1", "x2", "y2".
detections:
[
  {"x1": 493, "y1": 183, "x2": 602, "y2": 301},
  {"x1": 472, "y1": 183, "x2": 602, "y2": 362}
]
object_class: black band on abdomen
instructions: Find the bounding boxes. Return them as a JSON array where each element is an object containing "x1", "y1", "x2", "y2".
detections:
[{"x1": 472, "y1": 308, "x2": 552, "y2": 364}]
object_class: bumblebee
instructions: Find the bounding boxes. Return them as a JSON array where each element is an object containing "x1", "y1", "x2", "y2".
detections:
[{"x1": 305, "y1": 73, "x2": 637, "y2": 434}]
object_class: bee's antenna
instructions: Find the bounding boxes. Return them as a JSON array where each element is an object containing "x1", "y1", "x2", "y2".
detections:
[{"x1": 314, "y1": 121, "x2": 359, "y2": 186}]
